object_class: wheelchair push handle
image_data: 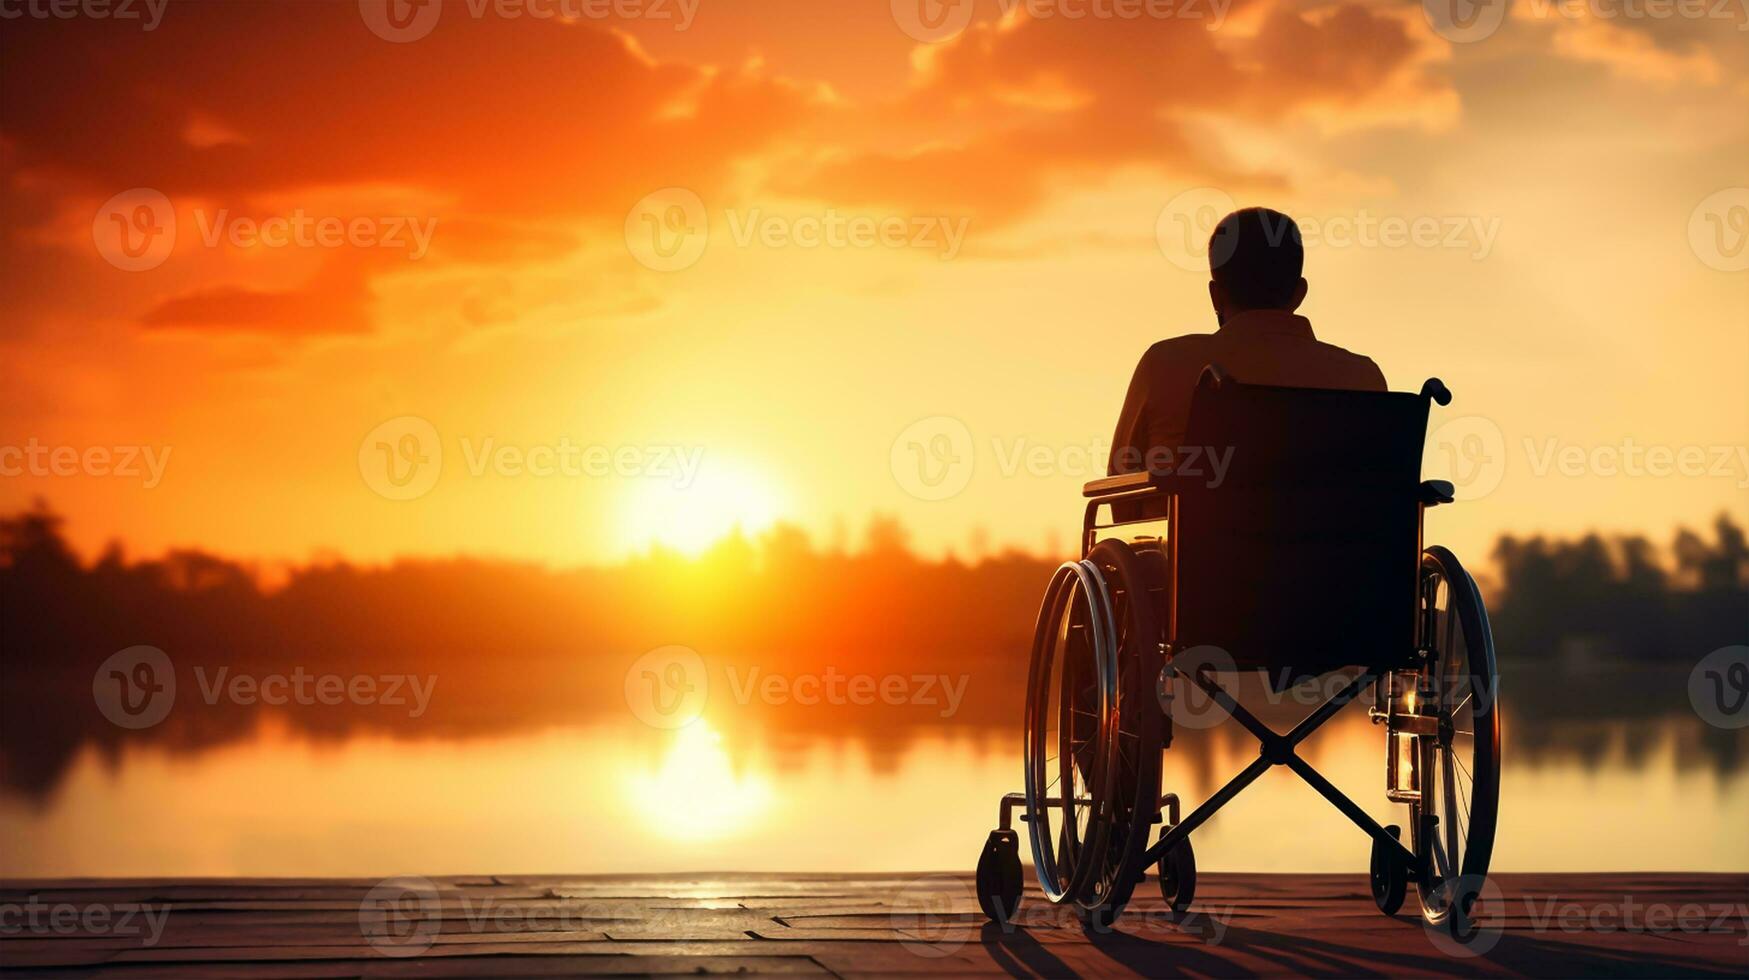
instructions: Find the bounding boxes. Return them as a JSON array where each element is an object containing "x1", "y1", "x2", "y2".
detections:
[{"x1": 1419, "y1": 378, "x2": 1452, "y2": 406}]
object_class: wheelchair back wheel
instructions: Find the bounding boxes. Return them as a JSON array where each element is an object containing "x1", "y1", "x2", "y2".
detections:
[
  {"x1": 1081, "y1": 538, "x2": 1165, "y2": 920},
  {"x1": 1410, "y1": 546, "x2": 1502, "y2": 927},
  {"x1": 1021, "y1": 541, "x2": 1163, "y2": 919},
  {"x1": 1023, "y1": 560, "x2": 1115, "y2": 906}
]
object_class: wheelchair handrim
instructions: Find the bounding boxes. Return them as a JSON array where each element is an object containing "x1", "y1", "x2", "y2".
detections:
[
  {"x1": 1022, "y1": 559, "x2": 1119, "y2": 906},
  {"x1": 1412, "y1": 546, "x2": 1502, "y2": 924}
]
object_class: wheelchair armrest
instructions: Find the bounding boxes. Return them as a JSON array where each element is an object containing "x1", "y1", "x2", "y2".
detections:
[
  {"x1": 1420, "y1": 479, "x2": 1455, "y2": 506},
  {"x1": 1083, "y1": 472, "x2": 1157, "y2": 498}
]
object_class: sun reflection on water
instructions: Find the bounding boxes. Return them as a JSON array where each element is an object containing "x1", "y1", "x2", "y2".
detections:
[{"x1": 625, "y1": 722, "x2": 773, "y2": 840}]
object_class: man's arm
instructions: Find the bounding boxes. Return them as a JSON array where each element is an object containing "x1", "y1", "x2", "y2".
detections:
[{"x1": 1107, "y1": 351, "x2": 1153, "y2": 475}]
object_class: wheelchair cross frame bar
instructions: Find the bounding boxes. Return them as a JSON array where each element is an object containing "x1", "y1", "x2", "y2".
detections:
[{"x1": 1141, "y1": 664, "x2": 1420, "y2": 876}]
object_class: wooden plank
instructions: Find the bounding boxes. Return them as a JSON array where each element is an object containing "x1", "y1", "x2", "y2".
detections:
[{"x1": 1, "y1": 873, "x2": 1744, "y2": 978}]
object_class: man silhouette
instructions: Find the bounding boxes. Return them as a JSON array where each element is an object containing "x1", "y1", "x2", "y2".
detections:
[{"x1": 1108, "y1": 207, "x2": 1386, "y2": 477}]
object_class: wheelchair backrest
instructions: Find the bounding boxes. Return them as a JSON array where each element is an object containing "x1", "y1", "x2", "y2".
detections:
[{"x1": 1171, "y1": 370, "x2": 1430, "y2": 675}]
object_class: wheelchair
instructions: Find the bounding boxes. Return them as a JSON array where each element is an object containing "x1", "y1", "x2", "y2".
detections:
[{"x1": 974, "y1": 366, "x2": 1501, "y2": 938}]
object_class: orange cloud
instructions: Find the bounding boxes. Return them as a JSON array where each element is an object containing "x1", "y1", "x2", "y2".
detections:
[
  {"x1": 782, "y1": 3, "x2": 1455, "y2": 221},
  {"x1": 1, "y1": 0, "x2": 1461, "y2": 342}
]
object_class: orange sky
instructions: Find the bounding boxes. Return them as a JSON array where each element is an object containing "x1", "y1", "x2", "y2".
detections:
[{"x1": 2, "y1": 0, "x2": 1745, "y2": 568}]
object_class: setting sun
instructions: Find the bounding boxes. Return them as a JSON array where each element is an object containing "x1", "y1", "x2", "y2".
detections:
[{"x1": 618, "y1": 457, "x2": 787, "y2": 556}]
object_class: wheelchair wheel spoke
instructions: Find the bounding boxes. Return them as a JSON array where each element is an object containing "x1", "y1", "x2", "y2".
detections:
[{"x1": 1442, "y1": 751, "x2": 1461, "y2": 873}]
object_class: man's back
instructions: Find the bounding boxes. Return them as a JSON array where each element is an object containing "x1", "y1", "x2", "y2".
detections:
[{"x1": 1108, "y1": 308, "x2": 1385, "y2": 473}]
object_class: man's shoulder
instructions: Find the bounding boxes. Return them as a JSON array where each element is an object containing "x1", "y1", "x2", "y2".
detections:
[
  {"x1": 1139, "y1": 330, "x2": 1387, "y2": 390},
  {"x1": 1139, "y1": 333, "x2": 1218, "y2": 363},
  {"x1": 1310, "y1": 340, "x2": 1389, "y2": 389}
]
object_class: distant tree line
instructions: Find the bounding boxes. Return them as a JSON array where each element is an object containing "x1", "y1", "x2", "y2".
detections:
[{"x1": 2, "y1": 503, "x2": 1744, "y2": 797}]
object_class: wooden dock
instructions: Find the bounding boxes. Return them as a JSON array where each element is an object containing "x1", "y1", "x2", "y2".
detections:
[{"x1": 2, "y1": 873, "x2": 1745, "y2": 977}]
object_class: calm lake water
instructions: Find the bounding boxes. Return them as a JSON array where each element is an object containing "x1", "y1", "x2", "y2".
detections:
[{"x1": 4, "y1": 712, "x2": 1745, "y2": 878}]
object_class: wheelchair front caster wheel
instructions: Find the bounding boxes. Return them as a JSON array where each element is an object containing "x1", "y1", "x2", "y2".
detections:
[
  {"x1": 1156, "y1": 831, "x2": 1196, "y2": 912},
  {"x1": 975, "y1": 830, "x2": 1023, "y2": 924},
  {"x1": 1370, "y1": 825, "x2": 1407, "y2": 916}
]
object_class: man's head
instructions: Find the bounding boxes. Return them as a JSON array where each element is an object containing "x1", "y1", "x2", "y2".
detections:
[{"x1": 1207, "y1": 207, "x2": 1308, "y2": 322}]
